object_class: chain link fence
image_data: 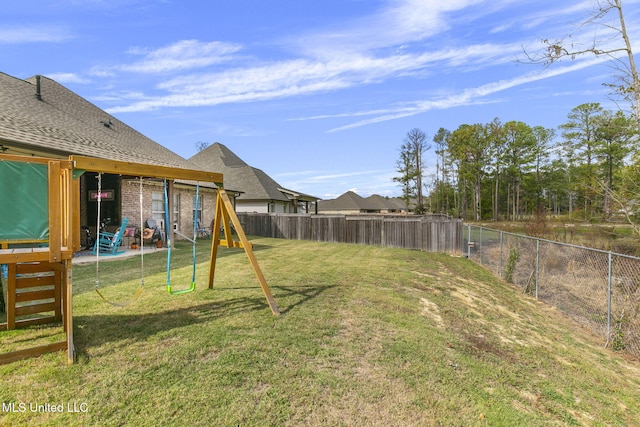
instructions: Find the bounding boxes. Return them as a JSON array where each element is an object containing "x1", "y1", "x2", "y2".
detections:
[{"x1": 464, "y1": 225, "x2": 640, "y2": 356}]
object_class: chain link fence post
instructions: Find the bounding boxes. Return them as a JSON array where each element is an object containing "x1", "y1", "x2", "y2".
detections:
[
  {"x1": 462, "y1": 224, "x2": 640, "y2": 356},
  {"x1": 535, "y1": 239, "x2": 540, "y2": 300},
  {"x1": 499, "y1": 230, "x2": 503, "y2": 278},
  {"x1": 607, "y1": 251, "x2": 612, "y2": 340},
  {"x1": 479, "y1": 226, "x2": 483, "y2": 264}
]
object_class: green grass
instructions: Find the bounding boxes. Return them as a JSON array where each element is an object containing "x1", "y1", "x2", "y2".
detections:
[{"x1": 1, "y1": 238, "x2": 640, "y2": 426}]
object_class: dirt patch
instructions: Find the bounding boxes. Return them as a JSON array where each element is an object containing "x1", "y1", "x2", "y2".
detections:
[
  {"x1": 420, "y1": 297, "x2": 444, "y2": 329},
  {"x1": 450, "y1": 287, "x2": 485, "y2": 319},
  {"x1": 466, "y1": 334, "x2": 505, "y2": 356}
]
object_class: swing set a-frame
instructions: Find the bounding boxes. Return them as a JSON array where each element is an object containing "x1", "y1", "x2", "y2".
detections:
[{"x1": 0, "y1": 153, "x2": 279, "y2": 365}]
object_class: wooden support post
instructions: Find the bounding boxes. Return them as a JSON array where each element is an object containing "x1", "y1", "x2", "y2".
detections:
[
  {"x1": 72, "y1": 174, "x2": 81, "y2": 251},
  {"x1": 208, "y1": 188, "x2": 280, "y2": 315},
  {"x1": 208, "y1": 191, "x2": 223, "y2": 289},
  {"x1": 64, "y1": 259, "x2": 74, "y2": 364},
  {"x1": 48, "y1": 161, "x2": 62, "y2": 263},
  {"x1": 6, "y1": 264, "x2": 16, "y2": 330}
]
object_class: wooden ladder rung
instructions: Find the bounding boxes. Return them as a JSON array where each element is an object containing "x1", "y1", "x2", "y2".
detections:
[
  {"x1": 15, "y1": 289, "x2": 55, "y2": 303},
  {"x1": 0, "y1": 341, "x2": 67, "y2": 365},
  {"x1": 15, "y1": 302, "x2": 56, "y2": 317},
  {"x1": 14, "y1": 316, "x2": 58, "y2": 328}
]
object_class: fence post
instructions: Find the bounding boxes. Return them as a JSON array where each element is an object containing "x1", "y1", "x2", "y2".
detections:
[
  {"x1": 607, "y1": 251, "x2": 612, "y2": 340},
  {"x1": 479, "y1": 226, "x2": 483, "y2": 264},
  {"x1": 535, "y1": 239, "x2": 540, "y2": 300},
  {"x1": 467, "y1": 225, "x2": 471, "y2": 258},
  {"x1": 499, "y1": 231, "x2": 503, "y2": 277}
]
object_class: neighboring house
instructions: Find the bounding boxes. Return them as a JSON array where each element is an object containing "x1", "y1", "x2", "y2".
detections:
[
  {"x1": 365, "y1": 194, "x2": 407, "y2": 213},
  {"x1": 189, "y1": 143, "x2": 319, "y2": 214},
  {"x1": 0, "y1": 72, "x2": 227, "y2": 243},
  {"x1": 317, "y1": 191, "x2": 407, "y2": 214}
]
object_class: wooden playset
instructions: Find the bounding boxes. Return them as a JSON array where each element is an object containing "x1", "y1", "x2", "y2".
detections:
[{"x1": 0, "y1": 153, "x2": 279, "y2": 365}]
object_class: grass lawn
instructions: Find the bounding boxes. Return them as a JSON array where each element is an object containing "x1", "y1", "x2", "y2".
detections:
[{"x1": 1, "y1": 237, "x2": 639, "y2": 426}]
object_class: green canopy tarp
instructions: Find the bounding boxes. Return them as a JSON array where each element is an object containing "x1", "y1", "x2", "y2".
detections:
[{"x1": 0, "y1": 160, "x2": 48, "y2": 241}]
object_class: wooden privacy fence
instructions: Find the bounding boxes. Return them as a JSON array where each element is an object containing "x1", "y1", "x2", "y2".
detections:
[{"x1": 236, "y1": 213, "x2": 463, "y2": 252}]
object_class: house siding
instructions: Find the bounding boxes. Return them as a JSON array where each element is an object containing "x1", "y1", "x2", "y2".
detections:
[
  {"x1": 120, "y1": 181, "x2": 216, "y2": 240},
  {"x1": 235, "y1": 200, "x2": 291, "y2": 213},
  {"x1": 236, "y1": 201, "x2": 269, "y2": 213}
]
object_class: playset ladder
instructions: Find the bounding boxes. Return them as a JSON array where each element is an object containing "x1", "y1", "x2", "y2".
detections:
[{"x1": 0, "y1": 261, "x2": 69, "y2": 364}]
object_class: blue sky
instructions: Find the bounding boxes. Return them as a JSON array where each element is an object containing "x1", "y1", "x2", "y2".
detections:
[{"x1": 2, "y1": 0, "x2": 639, "y2": 199}]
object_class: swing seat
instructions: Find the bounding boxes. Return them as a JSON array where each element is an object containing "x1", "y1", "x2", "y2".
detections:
[{"x1": 92, "y1": 218, "x2": 129, "y2": 255}]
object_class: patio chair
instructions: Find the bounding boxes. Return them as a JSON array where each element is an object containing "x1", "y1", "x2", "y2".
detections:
[
  {"x1": 92, "y1": 217, "x2": 129, "y2": 255},
  {"x1": 196, "y1": 219, "x2": 211, "y2": 238},
  {"x1": 142, "y1": 218, "x2": 164, "y2": 245}
]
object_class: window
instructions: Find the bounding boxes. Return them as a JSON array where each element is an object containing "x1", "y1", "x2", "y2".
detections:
[
  {"x1": 151, "y1": 191, "x2": 165, "y2": 227},
  {"x1": 152, "y1": 190, "x2": 179, "y2": 230},
  {"x1": 193, "y1": 193, "x2": 202, "y2": 227},
  {"x1": 173, "y1": 193, "x2": 180, "y2": 230}
]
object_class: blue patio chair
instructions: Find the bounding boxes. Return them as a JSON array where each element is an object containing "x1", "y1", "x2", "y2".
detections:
[{"x1": 92, "y1": 217, "x2": 129, "y2": 255}]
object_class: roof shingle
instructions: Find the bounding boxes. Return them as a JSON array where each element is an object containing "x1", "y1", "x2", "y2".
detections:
[
  {"x1": 0, "y1": 73, "x2": 195, "y2": 170},
  {"x1": 189, "y1": 142, "x2": 290, "y2": 201}
]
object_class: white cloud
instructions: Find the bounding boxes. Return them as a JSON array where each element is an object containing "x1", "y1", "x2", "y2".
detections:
[
  {"x1": 121, "y1": 40, "x2": 243, "y2": 73},
  {"x1": 102, "y1": 0, "x2": 617, "y2": 123},
  {"x1": 46, "y1": 73, "x2": 90, "y2": 84},
  {"x1": 92, "y1": 90, "x2": 147, "y2": 102},
  {"x1": 106, "y1": 40, "x2": 517, "y2": 113},
  {"x1": 296, "y1": 0, "x2": 485, "y2": 57},
  {"x1": 102, "y1": 0, "x2": 518, "y2": 113},
  {"x1": 308, "y1": 170, "x2": 390, "y2": 182},
  {"x1": 279, "y1": 168, "x2": 399, "y2": 198},
  {"x1": 326, "y1": 56, "x2": 609, "y2": 132},
  {"x1": 0, "y1": 26, "x2": 72, "y2": 44}
]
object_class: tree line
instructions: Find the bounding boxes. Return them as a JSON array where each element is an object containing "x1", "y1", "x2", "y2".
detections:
[
  {"x1": 394, "y1": 0, "x2": 640, "y2": 223},
  {"x1": 395, "y1": 102, "x2": 639, "y2": 222}
]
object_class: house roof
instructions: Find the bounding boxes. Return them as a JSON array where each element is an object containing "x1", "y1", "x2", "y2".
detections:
[
  {"x1": 365, "y1": 194, "x2": 392, "y2": 210},
  {"x1": 385, "y1": 197, "x2": 407, "y2": 210},
  {"x1": 278, "y1": 187, "x2": 319, "y2": 203},
  {"x1": 318, "y1": 191, "x2": 406, "y2": 212},
  {"x1": 0, "y1": 73, "x2": 195, "y2": 170},
  {"x1": 189, "y1": 142, "x2": 293, "y2": 202},
  {"x1": 318, "y1": 191, "x2": 366, "y2": 211}
]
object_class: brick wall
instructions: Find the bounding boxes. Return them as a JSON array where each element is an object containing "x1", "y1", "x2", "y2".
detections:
[{"x1": 120, "y1": 180, "x2": 216, "y2": 239}]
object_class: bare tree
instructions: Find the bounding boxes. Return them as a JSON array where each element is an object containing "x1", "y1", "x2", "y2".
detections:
[
  {"x1": 195, "y1": 141, "x2": 211, "y2": 152},
  {"x1": 393, "y1": 128, "x2": 430, "y2": 213},
  {"x1": 407, "y1": 128, "x2": 430, "y2": 213},
  {"x1": 524, "y1": 0, "x2": 640, "y2": 127}
]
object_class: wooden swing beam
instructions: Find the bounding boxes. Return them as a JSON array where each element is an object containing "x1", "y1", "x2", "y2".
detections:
[{"x1": 0, "y1": 154, "x2": 279, "y2": 366}]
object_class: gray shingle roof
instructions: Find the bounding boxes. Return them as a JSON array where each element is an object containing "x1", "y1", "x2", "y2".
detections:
[
  {"x1": 0, "y1": 73, "x2": 195, "y2": 170},
  {"x1": 318, "y1": 191, "x2": 366, "y2": 211},
  {"x1": 189, "y1": 142, "x2": 290, "y2": 201},
  {"x1": 365, "y1": 194, "x2": 391, "y2": 210},
  {"x1": 318, "y1": 191, "x2": 406, "y2": 212}
]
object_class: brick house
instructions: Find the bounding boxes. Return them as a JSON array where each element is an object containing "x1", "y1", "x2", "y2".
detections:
[
  {"x1": 190, "y1": 142, "x2": 319, "y2": 214},
  {"x1": 0, "y1": 72, "x2": 232, "y2": 245},
  {"x1": 317, "y1": 191, "x2": 407, "y2": 214}
]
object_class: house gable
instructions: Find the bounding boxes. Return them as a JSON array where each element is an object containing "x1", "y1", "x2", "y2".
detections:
[{"x1": 190, "y1": 142, "x2": 318, "y2": 212}]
